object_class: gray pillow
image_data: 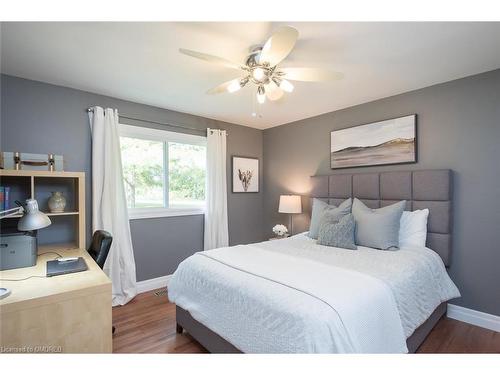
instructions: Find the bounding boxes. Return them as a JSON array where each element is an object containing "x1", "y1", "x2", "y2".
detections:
[
  {"x1": 308, "y1": 198, "x2": 352, "y2": 239},
  {"x1": 317, "y1": 214, "x2": 357, "y2": 250},
  {"x1": 351, "y1": 198, "x2": 406, "y2": 250}
]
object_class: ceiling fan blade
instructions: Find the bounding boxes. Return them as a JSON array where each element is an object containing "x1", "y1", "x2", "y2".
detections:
[
  {"x1": 258, "y1": 26, "x2": 299, "y2": 67},
  {"x1": 279, "y1": 67, "x2": 344, "y2": 82},
  {"x1": 179, "y1": 48, "x2": 243, "y2": 70},
  {"x1": 265, "y1": 82, "x2": 284, "y2": 101},
  {"x1": 206, "y1": 78, "x2": 242, "y2": 95}
]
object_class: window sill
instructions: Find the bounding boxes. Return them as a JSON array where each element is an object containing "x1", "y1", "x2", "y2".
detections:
[{"x1": 128, "y1": 208, "x2": 205, "y2": 220}]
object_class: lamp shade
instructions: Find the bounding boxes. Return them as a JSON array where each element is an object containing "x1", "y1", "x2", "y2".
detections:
[
  {"x1": 17, "y1": 199, "x2": 51, "y2": 231},
  {"x1": 278, "y1": 195, "x2": 302, "y2": 214}
]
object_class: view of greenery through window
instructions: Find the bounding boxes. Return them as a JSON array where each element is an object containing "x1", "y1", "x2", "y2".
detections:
[
  {"x1": 121, "y1": 137, "x2": 164, "y2": 208},
  {"x1": 169, "y1": 142, "x2": 206, "y2": 207},
  {"x1": 120, "y1": 137, "x2": 206, "y2": 209}
]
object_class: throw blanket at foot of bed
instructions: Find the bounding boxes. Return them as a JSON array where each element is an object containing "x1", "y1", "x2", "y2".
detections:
[{"x1": 168, "y1": 245, "x2": 408, "y2": 353}]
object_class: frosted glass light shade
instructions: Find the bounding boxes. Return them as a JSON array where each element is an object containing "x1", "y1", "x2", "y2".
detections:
[
  {"x1": 257, "y1": 86, "x2": 266, "y2": 104},
  {"x1": 227, "y1": 80, "x2": 241, "y2": 93},
  {"x1": 280, "y1": 79, "x2": 294, "y2": 93},
  {"x1": 278, "y1": 195, "x2": 302, "y2": 214}
]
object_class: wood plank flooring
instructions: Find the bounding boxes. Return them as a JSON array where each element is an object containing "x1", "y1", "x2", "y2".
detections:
[{"x1": 112, "y1": 288, "x2": 500, "y2": 354}]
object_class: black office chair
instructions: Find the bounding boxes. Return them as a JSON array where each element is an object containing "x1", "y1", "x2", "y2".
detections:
[
  {"x1": 88, "y1": 230, "x2": 113, "y2": 269},
  {"x1": 87, "y1": 230, "x2": 115, "y2": 334}
]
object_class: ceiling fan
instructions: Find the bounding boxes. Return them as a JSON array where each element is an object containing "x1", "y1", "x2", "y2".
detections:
[{"x1": 179, "y1": 26, "x2": 344, "y2": 105}]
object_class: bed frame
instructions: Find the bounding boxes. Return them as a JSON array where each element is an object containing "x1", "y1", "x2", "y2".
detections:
[{"x1": 176, "y1": 169, "x2": 453, "y2": 353}]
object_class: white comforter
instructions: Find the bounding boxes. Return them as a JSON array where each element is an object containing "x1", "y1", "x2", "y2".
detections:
[{"x1": 168, "y1": 233, "x2": 460, "y2": 353}]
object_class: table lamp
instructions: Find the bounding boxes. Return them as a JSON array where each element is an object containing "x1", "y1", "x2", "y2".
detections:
[{"x1": 278, "y1": 195, "x2": 302, "y2": 235}]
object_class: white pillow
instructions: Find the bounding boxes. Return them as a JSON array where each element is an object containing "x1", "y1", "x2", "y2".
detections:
[{"x1": 398, "y1": 209, "x2": 429, "y2": 247}]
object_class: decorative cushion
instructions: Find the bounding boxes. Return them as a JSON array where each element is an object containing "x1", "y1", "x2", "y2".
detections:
[
  {"x1": 317, "y1": 214, "x2": 357, "y2": 250},
  {"x1": 308, "y1": 198, "x2": 352, "y2": 239},
  {"x1": 352, "y1": 198, "x2": 406, "y2": 250},
  {"x1": 399, "y1": 209, "x2": 429, "y2": 247}
]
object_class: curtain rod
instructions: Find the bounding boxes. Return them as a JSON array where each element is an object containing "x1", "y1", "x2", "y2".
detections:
[{"x1": 86, "y1": 108, "x2": 228, "y2": 135}]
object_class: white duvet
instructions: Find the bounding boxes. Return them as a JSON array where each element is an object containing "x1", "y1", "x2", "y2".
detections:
[{"x1": 168, "y1": 233, "x2": 460, "y2": 353}]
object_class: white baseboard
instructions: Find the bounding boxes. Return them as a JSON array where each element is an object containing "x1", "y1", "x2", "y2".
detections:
[
  {"x1": 136, "y1": 274, "x2": 172, "y2": 294},
  {"x1": 447, "y1": 303, "x2": 500, "y2": 332}
]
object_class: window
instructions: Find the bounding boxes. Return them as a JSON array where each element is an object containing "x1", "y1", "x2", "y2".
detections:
[{"x1": 119, "y1": 124, "x2": 206, "y2": 219}]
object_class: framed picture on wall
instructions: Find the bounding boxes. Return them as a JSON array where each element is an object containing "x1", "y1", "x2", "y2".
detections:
[
  {"x1": 232, "y1": 156, "x2": 259, "y2": 193},
  {"x1": 330, "y1": 114, "x2": 417, "y2": 169}
]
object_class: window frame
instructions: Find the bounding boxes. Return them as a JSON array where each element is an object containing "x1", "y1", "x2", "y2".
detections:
[{"x1": 119, "y1": 123, "x2": 206, "y2": 220}]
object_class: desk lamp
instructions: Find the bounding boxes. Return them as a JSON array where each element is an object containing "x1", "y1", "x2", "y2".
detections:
[
  {"x1": 16, "y1": 199, "x2": 51, "y2": 231},
  {"x1": 1, "y1": 199, "x2": 51, "y2": 230}
]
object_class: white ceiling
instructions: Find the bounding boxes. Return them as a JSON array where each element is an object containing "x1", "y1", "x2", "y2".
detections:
[{"x1": 2, "y1": 22, "x2": 500, "y2": 129}]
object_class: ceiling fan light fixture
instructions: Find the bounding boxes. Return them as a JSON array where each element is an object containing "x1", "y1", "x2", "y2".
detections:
[
  {"x1": 257, "y1": 86, "x2": 266, "y2": 104},
  {"x1": 252, "y1": 67, "x2": 267, "y2": 82},
  {"x1": 181, "y1": 26, "x2": 343, "y2": 108},
  {"x1": 227, "y1": 80, "x2": 242, "y2": 93},
  {"x1": 280, "y1": 79, "x2": 294, "y2": 93},
  {"x1": 226, "y1": 76, "x2": 250, "y2": 93},
  {"x1": 272, "y1": 77, "x2": 294, "y2": 93}
]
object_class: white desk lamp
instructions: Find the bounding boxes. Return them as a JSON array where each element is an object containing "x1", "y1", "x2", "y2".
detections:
[
  {"x1": 16, "y1": 199, "x2": 51, "y2": 231},
  {"x1": 1, "y1": 199, "x2": 51, "y2": 230},
  {"x1": 278, "y1": 195, "x2": 302, "y2": 236}
]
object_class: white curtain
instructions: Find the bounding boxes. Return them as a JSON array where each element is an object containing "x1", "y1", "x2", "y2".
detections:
[
  {"x1": 88, "y1": 106, "x2": 137, "y2": 306},
  {"x1": 204, "y1": 128, "x2": 229, "y2": 250}
]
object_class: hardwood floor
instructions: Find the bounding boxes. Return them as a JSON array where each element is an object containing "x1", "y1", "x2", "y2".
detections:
[
  {"x1": 112, "y1": 288, "x2": 500, "y2": 354},
  {"x1": 417, "y1": 316, "x2": 500, "y2": 353},
  {"x1": 112, "y1": 288, "x2": 206, "y2": 353}
]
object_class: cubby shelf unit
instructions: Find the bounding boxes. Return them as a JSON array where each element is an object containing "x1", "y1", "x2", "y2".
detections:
[{"x1": 0, "y1": 169, "x2": 86, "y2": 249}]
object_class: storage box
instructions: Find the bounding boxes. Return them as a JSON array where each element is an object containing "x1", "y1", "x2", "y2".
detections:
[{"x1": 1, "y1": 152, "x2": 64, "y2": 171}]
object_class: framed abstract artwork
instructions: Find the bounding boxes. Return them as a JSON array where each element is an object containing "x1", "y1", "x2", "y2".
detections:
[
  {"x1": 330, "y1": 114, "x2": 417, "y2": 169},
  {"x1": 232, "y1": 156, "x2": 259, "y2": 193}
]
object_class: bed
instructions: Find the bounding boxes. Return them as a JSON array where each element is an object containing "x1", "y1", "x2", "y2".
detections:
[{"x1": 168, "y1": 169, "x2": 460, "y2": 353}]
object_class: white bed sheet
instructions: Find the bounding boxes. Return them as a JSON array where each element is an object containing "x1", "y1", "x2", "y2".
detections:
[{"x1": 168, "y1": 233, "x2": 460, "y2": 353}]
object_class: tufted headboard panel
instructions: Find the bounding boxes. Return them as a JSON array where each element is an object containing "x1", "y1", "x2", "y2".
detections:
[{"x1": 310, "y1": 170, "x2": 453, "y2": 266}]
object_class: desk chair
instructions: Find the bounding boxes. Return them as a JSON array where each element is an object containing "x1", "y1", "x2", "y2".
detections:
[{"x1": 87, "y1": 230, "x2": 115, "y2": 334}]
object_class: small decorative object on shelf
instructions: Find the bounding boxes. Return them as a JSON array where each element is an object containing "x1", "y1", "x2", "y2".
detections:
[
  {"x1": 272, "y1": 224, "x2": 289, "y2": 239},
  {"x1": 48, "y1": 191, "x2": 67, "y2": 213}
]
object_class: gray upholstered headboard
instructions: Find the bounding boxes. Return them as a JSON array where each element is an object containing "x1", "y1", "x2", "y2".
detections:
[{"x1": 310, "y1": 170, "x2": 453, "y2": 266}]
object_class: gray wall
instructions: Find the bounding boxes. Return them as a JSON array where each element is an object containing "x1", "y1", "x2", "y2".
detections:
[
  {"x1": 0, "y1": 74, "x2": 265, "y2": 280},
  {"x1": 263, "y1": 69, "x2": 500, "y2": 316}
]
